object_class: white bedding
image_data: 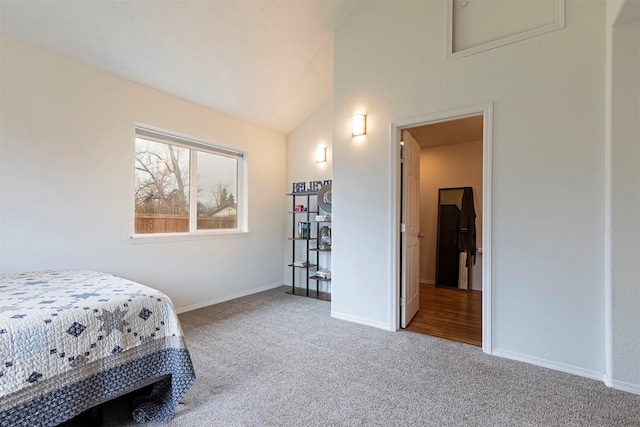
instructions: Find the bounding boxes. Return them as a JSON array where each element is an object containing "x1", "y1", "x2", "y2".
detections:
[{"x1": 0, "y1": 270, "x2": 195, "y2": 426}]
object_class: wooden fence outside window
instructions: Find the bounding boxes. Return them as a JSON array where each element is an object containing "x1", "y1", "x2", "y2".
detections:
[{"x1": 135, "y1": 214, "x2": 236, "y2": 234}]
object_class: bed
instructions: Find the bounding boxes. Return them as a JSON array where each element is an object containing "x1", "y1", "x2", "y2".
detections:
[{"x1": 0, "y1": 270, "x2": 196, "y2": 426}]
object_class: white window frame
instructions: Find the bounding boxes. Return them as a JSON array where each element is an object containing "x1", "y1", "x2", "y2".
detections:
[{"x1": 131, "y1": 124, "x2": 248, "y2": 243}]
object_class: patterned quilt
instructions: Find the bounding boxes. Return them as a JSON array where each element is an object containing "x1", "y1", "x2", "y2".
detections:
[{"x1": 0, "y1": 270, "x2": 196, "y2": 426}]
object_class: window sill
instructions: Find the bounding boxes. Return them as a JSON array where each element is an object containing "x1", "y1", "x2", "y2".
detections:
[{"x1": 130, "y1": 230, "x2": 250, "y2": 244}]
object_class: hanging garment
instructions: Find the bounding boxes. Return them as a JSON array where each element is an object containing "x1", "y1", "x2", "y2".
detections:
[{"x1": 459, "y1": 186, "x2": 476, "y2": 266}]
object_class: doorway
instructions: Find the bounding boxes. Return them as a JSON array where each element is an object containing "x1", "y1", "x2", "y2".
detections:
[{"x1": 393, "y1": 103, "x2": 492, "y2": 353}]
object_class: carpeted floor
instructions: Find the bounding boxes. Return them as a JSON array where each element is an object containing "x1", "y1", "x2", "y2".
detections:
[{"x1": 89, "y1": 286, "x2": 639, "y2": 426}]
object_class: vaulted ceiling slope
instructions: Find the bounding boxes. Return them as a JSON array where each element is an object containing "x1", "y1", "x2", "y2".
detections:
[{"x1": 0, "y1": 1, "x2": 357, "y2": 135}]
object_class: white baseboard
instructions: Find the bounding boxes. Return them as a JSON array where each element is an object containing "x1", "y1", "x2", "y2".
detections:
[
  {"x1": 331, "y1": 310, "x2": 392, "y2": 331},
  {"x1": 491, "y1": 348, "x2": 604, "y2": 382},
  {"x1": 175, "y1": 282, "x2": 284, "y2": 314},
  {"x1": 604, "y1": 374, "x2": 640, "y2": 395}
]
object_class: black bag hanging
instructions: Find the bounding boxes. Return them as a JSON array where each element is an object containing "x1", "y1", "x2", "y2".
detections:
[{"x1": 459, "y1": 186, "x2": 477, "y2": 266}]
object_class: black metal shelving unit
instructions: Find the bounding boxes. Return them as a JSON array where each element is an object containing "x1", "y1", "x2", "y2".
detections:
[{"x1": 286, "y1": 191, "x2": 331, "y2": 301}]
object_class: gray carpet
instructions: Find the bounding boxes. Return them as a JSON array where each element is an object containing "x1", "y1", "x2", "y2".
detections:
[{"x1": 93, "y1": 286, "x2": 639, "y2": 426}]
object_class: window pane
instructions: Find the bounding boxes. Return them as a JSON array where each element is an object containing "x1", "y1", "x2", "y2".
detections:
[
  {"x1": 196, "y1": 151, "x2": 238, "y2": 230},
  {"x1": 134, "y1": 138, "x2": 190, "y2": 234}
]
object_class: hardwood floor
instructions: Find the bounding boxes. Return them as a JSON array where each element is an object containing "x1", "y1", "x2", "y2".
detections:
[{"x1": 406, "y1": 282, "x2": 482, "y2": 347}]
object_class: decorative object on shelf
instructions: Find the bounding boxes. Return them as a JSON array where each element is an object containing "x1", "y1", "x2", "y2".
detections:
[
  {"x1": 318, "y1": 226, "x2": 331, "y2": 250},
  {"x1": 352, "y1": 113, "x2": 367, "y2": 136},
  {"x1": 294, "y1": 204, "x2": 306, "y2": 212},
  {"x1": 314, "y1": 269, "x2": 331, "y2": 280},
  {"x1": 291, "y1": 179, "x2": 332, "y2": 194},
  {"x1": 316, "y1": 214, "x2": 331, "y2": 221},
  {"x1": 297, "y1": 222, "x2": 311, "y2": 239},
  {"x1": 317, "y1": 183, "x2": 332, "y2": 213}
]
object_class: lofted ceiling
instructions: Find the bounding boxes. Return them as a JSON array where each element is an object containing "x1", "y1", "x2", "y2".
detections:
[{"x1": 0, "y1": 0, "x2": 357, "y2": 135}]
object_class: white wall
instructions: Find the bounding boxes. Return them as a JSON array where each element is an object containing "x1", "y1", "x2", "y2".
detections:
[
  {"x1": 286, "y1": 99, "x2": 333, "y2": 191},
  {"x1": 0, "y1": 36, "x2": 286, "y2": 311},
  {"x1": 332, "y1": 0, "x2": 607, "y2": 379},
  {"x1": 606, "y1": 0, "x2": 640, "y2": 393},
  {"x1": 284, "y1": 100, "x2": 333, "y2": 292},
  {"x1": 419, "y1": 140, "x2": 483, "y2": 289}
]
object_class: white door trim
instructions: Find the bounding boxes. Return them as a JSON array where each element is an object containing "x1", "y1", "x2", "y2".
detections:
[{"x1": 389, "y1": 102, "x2": 493, "y2": 354}]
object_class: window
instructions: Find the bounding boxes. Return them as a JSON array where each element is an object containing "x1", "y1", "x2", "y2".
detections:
[{"x1": 134, "y1": 125, "x2": 245, "y2": 235}]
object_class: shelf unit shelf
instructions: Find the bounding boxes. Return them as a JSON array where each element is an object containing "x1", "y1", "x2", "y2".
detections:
[
  {"x1": 288, "y1": 263, "x2": 318, "y2": 269},
  {"x1": 285, "y1": 289, "x2": 331, "y2": 301}
]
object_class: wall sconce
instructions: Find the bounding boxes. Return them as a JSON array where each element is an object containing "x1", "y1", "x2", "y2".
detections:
[
  {"x1": 352, "y1": 114, "x2": 367, "y2": 136},
  {"x1": 315, "y1": 147, "x2": 326, "y2": 163}
]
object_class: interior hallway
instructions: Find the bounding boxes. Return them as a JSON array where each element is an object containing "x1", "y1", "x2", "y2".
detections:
[{"x1": 406, "y1": 282, "x2": 482, "y2": 347}]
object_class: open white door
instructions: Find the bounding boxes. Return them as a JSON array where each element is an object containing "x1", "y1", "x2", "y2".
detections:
[{"x1": 401, "y1": 130, "x2": 420, "y2": 328}]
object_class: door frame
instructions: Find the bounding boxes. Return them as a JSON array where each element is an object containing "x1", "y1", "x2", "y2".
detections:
[{"x1": 390, "y1": 102, "x2": 493, "y2": 354}]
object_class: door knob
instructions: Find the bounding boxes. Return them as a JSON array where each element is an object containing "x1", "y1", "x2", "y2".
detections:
[{"x1": 418, "y1": 233, "x2": 424, "y2": 238}]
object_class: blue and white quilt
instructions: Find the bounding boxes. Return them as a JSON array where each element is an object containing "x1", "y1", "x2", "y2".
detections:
[{"x1": 0, "y1": 270, "x2": 195, "y2": 426}]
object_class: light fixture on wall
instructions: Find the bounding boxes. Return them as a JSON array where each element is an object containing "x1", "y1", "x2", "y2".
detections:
[
  {"x1": 352, "y1": 114, "x2": 367, "y2": 136},
  {"x1": 315, "y1": 147, "x2": 326, "y2": 163}
]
